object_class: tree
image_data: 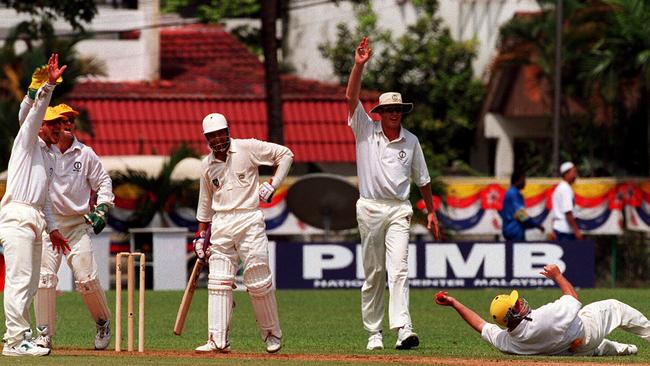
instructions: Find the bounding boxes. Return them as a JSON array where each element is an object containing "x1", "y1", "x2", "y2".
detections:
[
  {"x1": 109, "y1": 145, "x2": 199, "y2": 231},
  {"x1": 0, "y1": 2, "x2": 104, "y2": 171},
  {"x1": 319, "y1": 0, "x2": 485, "y2": 172},
  {"x1": 1, "y1": 0, "x2": 97, "y2": 37},
  {"x1": 580, "y1": 0, "x2": 650, "y2": 174},
  {"x1": 495, "y1": 0, "x2": 649, "y2": 176}
]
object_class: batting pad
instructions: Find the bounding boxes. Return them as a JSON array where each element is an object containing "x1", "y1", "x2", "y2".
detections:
[
  {"x1": 34, "y1": 287, "x2": 57, "y2": 337},
  {"x1": 76, "y1": 279, "x2": 111, "y2": 323},
  {"x1": 208, "y1": 254, "x2": 236, "y2": 349},
  {"x1": 244, "y1": 263, "x2": 282, "y2": 340}
]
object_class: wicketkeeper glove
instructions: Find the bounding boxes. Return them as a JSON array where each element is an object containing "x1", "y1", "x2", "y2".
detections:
[
  {"x1": 84, "y1": 203, "x2": 109, "y2": 235},
  {"x1": 258, "y1": 180, "x2": 275, "y2": 203},
  {"x1": 27, "y1": 65, "x2": 63, "y2": 99},
  {"x1": 193, "y1": 230, "x2": 211, "y2": 260}
]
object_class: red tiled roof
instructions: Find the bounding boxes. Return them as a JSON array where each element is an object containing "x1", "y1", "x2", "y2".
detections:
[{"x1": 70, "y1": 24, "x2": 379, "y2": 162}]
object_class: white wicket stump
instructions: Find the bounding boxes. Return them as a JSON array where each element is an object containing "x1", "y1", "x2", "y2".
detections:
[{"x1": 115, "y1": 252, "x2": 145, "y2": 352}]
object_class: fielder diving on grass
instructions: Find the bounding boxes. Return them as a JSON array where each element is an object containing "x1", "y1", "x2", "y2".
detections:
[
  {"x1": 193, "y1": 112, "x2": 293, "y2": 354},
  {"x1": 435, "y1": 264, "x2": 650, "y2": 356}
]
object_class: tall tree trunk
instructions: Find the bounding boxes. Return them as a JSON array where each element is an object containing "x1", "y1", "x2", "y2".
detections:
[{"x1": 261, "y1": 0, "x2": 284, "y2": 144}]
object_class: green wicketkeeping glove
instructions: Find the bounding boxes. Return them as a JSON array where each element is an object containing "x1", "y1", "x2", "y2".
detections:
[
  {"x1": 84, "y1": 203, "x2": 109, "y2": 234},
  {"x1": 27, "y1": 65, "x2": 62, "y2": 99}
]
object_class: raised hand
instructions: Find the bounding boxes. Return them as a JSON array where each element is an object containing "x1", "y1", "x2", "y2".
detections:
[
  {"x1": 47, "y1": 53, "x2": 67, "y2": 85},
  {"x1": 355, "y1": 36, "x2": 373, "y2": 65},
  {"x1": 540, "y1": 264, "x2": 561, "y2": 280}
]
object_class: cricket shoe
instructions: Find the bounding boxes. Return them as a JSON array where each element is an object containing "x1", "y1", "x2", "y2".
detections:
[
  {"x1": 366, "y1": 331, "x2": 384, "y2": 350},
  {"x1": 2, "y1": 339, "x2": 51, "y2": 356},
  {"x1": 95, "y1": 320, "x2": 111, "y2": 350},
  {"x1": 34, "y1": 326, "x2": 52, "y2": 349},
  {"x1": 395, "y1": 325, "x2": 419, "y2": 350},
  {"x1": 195, "y1": 340, "x2": 231, "y2": 353},
  {"x1": 265, "y1": 335, "x2": 282, "y2": 353}
]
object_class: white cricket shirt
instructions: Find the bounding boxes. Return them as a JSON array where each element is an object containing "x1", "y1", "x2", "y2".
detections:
[
  {"x1": 348, "y1": 102, "x2": 430, "y2": 201},
  {"x1": 481, "y1": 295, "x2": 584, "y2": 355},
  {"x1": 50, "y1": 137, "x2": 114, "y2": 216},
  {"x1": 196, "y1": 138, "x2": 293, "y2": 221},
  {"x1": 552, "y1": 180, "x2": 575, "y2": 233},
  {"x1": 1, "y1": 83, "x2": 56, "y2": 211}
]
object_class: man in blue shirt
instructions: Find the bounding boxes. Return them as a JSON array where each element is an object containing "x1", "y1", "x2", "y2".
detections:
[{"x1": 500, "y1": 171, "x2": 544, "y2": 241}]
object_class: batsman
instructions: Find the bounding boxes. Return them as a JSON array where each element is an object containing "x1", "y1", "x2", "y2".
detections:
[{"x1": 193, "y1": 112, "x2": 293, "y2": 353}]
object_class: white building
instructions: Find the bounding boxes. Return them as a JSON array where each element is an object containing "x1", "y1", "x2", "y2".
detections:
[
  {"x1": 285, "y1": 0, "x2": 540, "y2": 81},
  {"x1": 0, "y1": 0, "x2": 163, "y2": 81}
]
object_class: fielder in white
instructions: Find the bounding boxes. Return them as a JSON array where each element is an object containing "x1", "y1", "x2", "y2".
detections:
[
  {"x1": 346, "y1": 37, "x2": 441, "y2": 351},
  {"x1": 193, "y1": 113, "x2": 293, "y2": 353},
  {"x1": 0, "y1": 55, "x2": 68, "y2": 357},
  {"x1": 33, "y1": 103, "x2": 114, "y2": 350},
  {"x1": 435, "y1": 264, "x2": 650, "y2": 356}
]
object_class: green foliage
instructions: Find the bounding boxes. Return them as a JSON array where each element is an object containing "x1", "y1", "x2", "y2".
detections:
[
  {"x1": 498, "y1": 0, "x2": 650, "y2": 175},
  {"x1": 1, "y1": 0, "x2": 96, "y2": 36},
  {"x1": 319, "y1": 0, "x2": 485, "y2": 171},
  {"x1": 109, "y1": 145, "x2": 199, "y2": 230},
  {"x1": 161, "y1": 0, "x2": 260, "y2": 22}
]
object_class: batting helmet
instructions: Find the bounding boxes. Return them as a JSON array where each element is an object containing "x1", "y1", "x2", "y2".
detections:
[
  {"x1": 202, "y1": 113, "x2": 228, "y2": 134},
  {"x1": 489, "y1": 290, "x2": 519, "y2": 327}
]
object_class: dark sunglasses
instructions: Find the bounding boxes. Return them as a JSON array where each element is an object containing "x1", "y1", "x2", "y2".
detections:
[{"x1": 381, "y1": 106, "x2": 403, "y2": 114}]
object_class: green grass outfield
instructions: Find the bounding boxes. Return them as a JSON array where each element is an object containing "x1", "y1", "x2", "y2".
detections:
[{"x1": 1, "y1": 288, "x2": 650, "y2": 365}]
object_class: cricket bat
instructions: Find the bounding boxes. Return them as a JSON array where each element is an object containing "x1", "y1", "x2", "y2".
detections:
[{"x1": 173, "y1": 257, "x2": 205, "y2": 335}]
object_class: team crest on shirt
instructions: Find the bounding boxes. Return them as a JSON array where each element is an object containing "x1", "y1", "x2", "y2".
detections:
[
  {"x1": 398, "y1": 150, "x2": 407, "y2": 161},
  {"x1": 73, "y1": 161, "x2": 82, "y2": 172}
]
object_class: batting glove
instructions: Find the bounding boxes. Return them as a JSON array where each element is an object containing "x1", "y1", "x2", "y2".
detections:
[
  {"x1": 193, "y1": 231, "x2": 211, "y2": 260},
  {"x1": 259, "y1": 181, "x2": 275, "y2": 203},
  {"x1": 28, "y1": 65, "x2": 62, "y2": 99},
  {"x1": 84, "y1": 203, "x2": 109, "y2": 235}
]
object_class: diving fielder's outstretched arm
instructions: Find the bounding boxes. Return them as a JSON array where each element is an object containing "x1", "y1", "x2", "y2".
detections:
[
  {"x1": 435, "y1": 292, "x2": 486, "y2": 333},
  {"x1": 540, "y1": 264, "x2": 579, "y2": 300}
]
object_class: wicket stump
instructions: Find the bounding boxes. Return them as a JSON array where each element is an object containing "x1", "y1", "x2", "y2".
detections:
[{"x1": 115, "y1": 252, "x2": 145, "y2": 352}]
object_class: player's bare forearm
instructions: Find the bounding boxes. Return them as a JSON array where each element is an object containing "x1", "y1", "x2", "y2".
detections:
[
  {"x1": 418, "y1": 184, "x2": 440, "y2": 239},
  {"x1": 451, "y1": 299, "x2": 486, "y2": 333},
  {"x1": 346, "y1": 63, "x2": 364, "y2": 115},
  {"x1": 540, "y1": 264, "x2": 579, "y2": 300}
]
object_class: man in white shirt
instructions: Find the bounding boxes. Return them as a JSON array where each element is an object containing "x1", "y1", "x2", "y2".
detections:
[
  {"x1": 435, "y1": 264, "x2": 650, "y2": 356},
  {"x1": 346, "y1": 37, "x2": 441, "y2": 351},
  {"x1": 192, "y1": 113, "x2": 293, "y2": 354},
  {"x1": 33, "y1": 103, "x2": 114, "y2": 351},
  {"x1": 0, "y1": 54, "x2": 66, "y2": 357},
  {"x1": 552, "y1": 161, "x2": 583, "y2": 241}
]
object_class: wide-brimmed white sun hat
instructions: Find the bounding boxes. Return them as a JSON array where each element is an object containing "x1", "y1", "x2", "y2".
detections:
[{"x1": 369, "y1": 92, "x2": 414, "y2": 114}]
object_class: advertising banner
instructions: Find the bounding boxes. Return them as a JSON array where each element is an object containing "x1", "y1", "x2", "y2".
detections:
[{"x1": 275, "y1": 241, "x2": 594, "y2": 289}]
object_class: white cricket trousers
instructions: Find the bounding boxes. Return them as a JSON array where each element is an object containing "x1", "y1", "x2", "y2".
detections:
[
  {"x1": 210, "y1": 209, "x2": 270, "y2": 267},
  {"x1": 0, "y1": 201, "x2": 46, "y2": 347},
  {"x1": 575, "y1": 299, "x2": 650, "y2": 356},
  {"x1": 357, "y1": 197, "x2": 413, "y2": 333},
  {"x1": 40, "y1": 214, "x2": 98, "y2": 286}
]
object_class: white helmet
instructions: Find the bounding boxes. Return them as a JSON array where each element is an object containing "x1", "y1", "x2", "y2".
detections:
[{"x1": 202, "y1": 113, "x2": 228, "y2": 134}]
